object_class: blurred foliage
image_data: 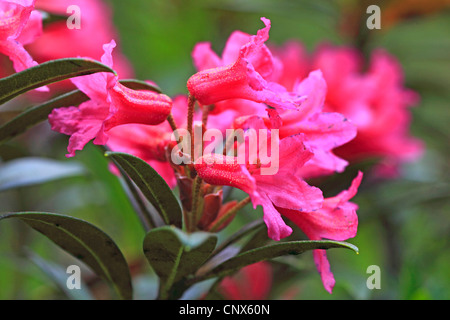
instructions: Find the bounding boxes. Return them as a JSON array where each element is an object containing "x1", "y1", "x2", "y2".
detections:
[{"x1": 0, "y1": 0, "x2": 449, "y2": 300}]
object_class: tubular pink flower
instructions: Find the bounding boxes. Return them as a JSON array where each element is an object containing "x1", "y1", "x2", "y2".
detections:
[
  {"x1": 194, "y1": 134, "x2": 324, "y2": 241},
  {"x1": 187, "y1": 17, "x2": 305, "y2": 111},
  {"x1": 48, "y1": 40, "x2": 172, "y2": 157}
]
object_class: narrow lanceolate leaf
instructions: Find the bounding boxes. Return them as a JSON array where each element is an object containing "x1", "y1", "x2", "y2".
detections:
[
  {"x1": 0, "y1": 157, "x2": 86, "y2": 192},
  {"x1": 142, "y1": 226, "x2": 217, "y2": 299},
  {"x1": 0, "y1": 58, "x2": 116, "y2": 105},
  {"x1": 193, "y1": 240, "x2": 359, "y2": 283},
  {"x1": 0, "y1": 212, "x2": 133, "y2": 300},
  {"x1": 105, "y1": 152, "x2": 183, "y2": 228},
  {"x1": 0, "y1": 79, "x2": 159, "y2": 145}
]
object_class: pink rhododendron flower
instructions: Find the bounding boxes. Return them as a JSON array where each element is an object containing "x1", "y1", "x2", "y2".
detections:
[
  {"x1": 0, "y1": 0, "x2": 48, "y2": 90},
  {"x1": 218, "y1": 262, "x2": 273, "y2": 300},
  {"x1": 279, "y1": 171, "x2": 363, "y2": 293},
  {"x1": 30, "y1": 0, "x2": 133, "y2": 78},
  {"x1": 273, "y1": 41, "x2": 423, "y2": 175},
  {"x1": 233, "y1": 70, "x2": 357, "y2": 178},
  {"x1": 187, "y1": 17, "x2": 306, "y2": 111},
  {"x1": 48, "y1": 40, "x2": 172, "y2": 157},
  {"x1": 195, "y1": 133, "x2": 324, "y2": 241}
]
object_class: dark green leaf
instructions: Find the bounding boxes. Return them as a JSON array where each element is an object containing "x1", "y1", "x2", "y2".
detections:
[
  {"x1": 105, "y1": 152, "x2": 182, "y2": 228},
  {"x1": 142, "y1": 226, "x2": 217, "y2": 299},
  {"x1": 0, "y1": 58, "x2": 116, "y2": 105},
  {"x1": 194, "y1": 240, "x2": 358, "y2": 282},
  {"x1": 0, "y1": 212, "x2": 133, "y2": 300},
  {"x1": 0, "y1": 157, "x2": 86, "y2": 192}
]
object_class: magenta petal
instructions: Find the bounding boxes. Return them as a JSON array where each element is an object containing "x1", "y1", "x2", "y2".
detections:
[
  {"x1": 280, "y1": 172, "x2": 362, "y2": 241},
  {"x1": 259, "y1": 174, "x2": 323, "y2": 212},
  {"x1": 0, "y1": 38, "x2": 48, "y2": 91},
  {"x1": 0, "y1": 39, "x2": 36, "y2": 71},
  {"x1": 277, "y1": 134, "x2": 313, "y2": 171},
  {"x1": 300, "y1": 148, "x2": 349, "y2": 176},
  {"x1": 194, "y1": 154, "x2": 257, "y2": 196},
  {"x1": 333, "y1": 170, "x2": 363, "y2": 204},
  {"x1": 221, "y1": 30, "x2": 250, "y2": 64},
  {"x1": 48, "y1": 100, "x2": 110, "y2": 157},
  {"x1": 70, "y1": 40, "x2": 118, "y2": 102},
  {"x1": 281, "y1": 199, "x2": 358, "y2": 241},
  {"x1": 192, "y1": 42, "x2": 222, "y2": 71},
  {"x1": 313, "y1": 249, "x2": 335, "y2": 294},
  {"x1": 252, "y1": 191, "x2": 292, "y2": 241},
  {"x1": 292, "y1": 70, "x2": 328, "y2": 121},
  {"x1": 0, "y1": 0, "x2": 35, "y2": 40},
  {"x1": 16, "y1": 9, "x2": 42, "y2": 45}
]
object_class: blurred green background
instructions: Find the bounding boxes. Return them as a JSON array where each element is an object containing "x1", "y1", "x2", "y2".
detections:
[{"x1": 0, "y1": 0, "x2": 449, "y2": 300}]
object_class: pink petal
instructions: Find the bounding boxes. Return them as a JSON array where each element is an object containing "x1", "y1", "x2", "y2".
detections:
[
  {"x1": 70, "y1": 40, "x2": 117, "y2": 102},
  {"x1": 192, "y1": 42, "x2": 222, "y2": 71},
  {"x1": 254, "y1": 191, "x2": 293, "y2": 241},
  {"x1": 280, "y1": 171, "x2": 362, "y2": 241},
  {"x1": 333, "y1": 170, "x2": 363, "y2": 204},
  {"x1": 221, "y1": 30, "x2": 250, "y2": 65},
  {"x1": 194, "y1": 154, "x2": 256, "y2": 196},
  {"x1": 313, "y1": 249, "x2": 335, "y2": 294},
  {"x1": 48, "y1": 100, "x2": 110, "y2": 157},
  {"x1": 0, "y1": 0, "x2": 35, "y2": 40},
  {"x1": 0, "y1": 39, "x2": 36, "y2": 71},
  {"x1": 258, "y1": 174, "x2": 323, "y2": 213},
  {"x1": 16, "y1": 9, "x2": 42, "y2": 45},
  {"x1": 291, "y1": 69, "x2": 328, "y2": 121}
]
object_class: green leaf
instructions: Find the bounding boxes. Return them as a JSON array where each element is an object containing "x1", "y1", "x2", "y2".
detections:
[
  {"x1": 0, "y1": 79, "x2": 160, "y2": 145},
  {"x1": 105, "y1": 152, "x2": 182, "y2": 228},
  {"x1": 194, "y1": 240, "x2": 359, "y2": 283},
  {"x1": 0, "y1": 58, "x2": 116, "y2": 105},
  {"x1": 0, "y1": 157, "x2": 87, "y2": 192},
  {"x1": 142, "y1": 226, "x2": 217, "y2": 299},
  {"x1": 0, "y1": 212, "x2": 133, "y2": 300}
]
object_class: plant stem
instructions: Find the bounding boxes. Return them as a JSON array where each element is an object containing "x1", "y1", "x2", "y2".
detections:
[
  {"x1": 167, "y1": 113, "x2": 180, "y2": 142},
  {"x1": 189, "y1": 175, "x2": 203, "y2": 232},
  {"x1": 187, "y1": 94, "x2": 196, "y2": 163},
  {"x1": 202, "y1": 105, "x2": 213, "y2": 127}
]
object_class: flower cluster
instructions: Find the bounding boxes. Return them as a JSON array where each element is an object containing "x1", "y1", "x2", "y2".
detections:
[
  {"x1": 1, "y1": 3, "x2": 422, "y2": 294},
  {"x1": 50, "y1": 17, "x2": 366, "y2": 293}
]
